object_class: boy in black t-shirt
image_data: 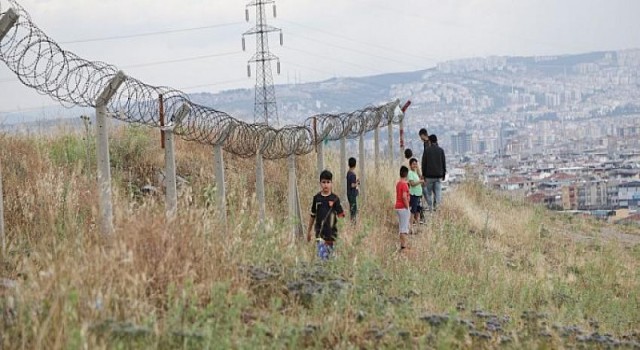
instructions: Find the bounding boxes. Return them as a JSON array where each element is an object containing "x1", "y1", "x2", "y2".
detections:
[
  {"x1": 307, "y1": 170, "x2": 346, "y2": 260},
  {"x1": 346, "y1": 157, "x2": 359, "y2": 223}
]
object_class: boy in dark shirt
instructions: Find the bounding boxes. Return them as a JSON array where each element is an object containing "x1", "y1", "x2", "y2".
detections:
[
  {"x1": 307, "y1": 170, "x2": 346, "y2": 260},
  {"x1": 346, "y1": 157, "x2": 359, "y2": 223}
]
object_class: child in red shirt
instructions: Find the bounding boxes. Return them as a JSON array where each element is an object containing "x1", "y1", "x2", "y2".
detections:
[{"x1": 395, "y1": 166, "x2": 411, "y2": 251}]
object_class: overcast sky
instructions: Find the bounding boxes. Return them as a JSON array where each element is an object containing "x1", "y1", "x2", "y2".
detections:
[{"x1": 1, "y1": 0, "x2": 639, "y2": 119}]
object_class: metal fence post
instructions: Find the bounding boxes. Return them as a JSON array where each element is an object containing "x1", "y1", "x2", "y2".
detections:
[
  {"x1": 388, "y1": 123, "x2": 394, "y2": 166},
  {"x1": 316, "y1": 140, "x2": 324, "y2": 176}
]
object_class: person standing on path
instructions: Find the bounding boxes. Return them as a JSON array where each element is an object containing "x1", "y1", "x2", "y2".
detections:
[
  {"x1": 395, "y1": 166, "x2": 411, "y2": 251},
  {"x1": 422, "y1": 134, "x2": 446, "y2": 212},
  {"x1": 407, "y1": 158, "x2": 424, "y2": 228},
  {"x1": 419, "y1": 128, "x2": 430, "y2": 218},
  {"x1": 346, "y1": 157, "x2": 360, "y2": 223}
]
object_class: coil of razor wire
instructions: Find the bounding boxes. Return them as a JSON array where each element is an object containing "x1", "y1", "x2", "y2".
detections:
[
  {"x1": 305, "y1": 100, "x2": 402, "y2": 142},
  {"x1": 0, "y1": 0, "x2": 404, "y2": 160}
]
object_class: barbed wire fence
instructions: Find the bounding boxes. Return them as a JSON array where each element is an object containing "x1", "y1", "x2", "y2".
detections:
[{"x1": 0, "y1": 1, "x2": 407, "y2": 238}]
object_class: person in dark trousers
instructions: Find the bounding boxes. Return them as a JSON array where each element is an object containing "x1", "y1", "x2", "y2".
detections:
[
  {"x1": 422, "y1": 134, "x2": 446, "y2": 212},
  {"x1": 408, "y1": 158, "x2": 424, "y2": 228},
  {"x1": 346, "y1": 157, "x2": 359, "y2": 223},
  {"x1": 307, "y1": 170, "x2": 346, "y2": 261},
  {"x1": 418, "y1": 128, "x2": 430, "y2": 220}
]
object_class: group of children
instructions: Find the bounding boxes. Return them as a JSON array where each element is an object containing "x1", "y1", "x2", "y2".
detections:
[{"x1": 307, "y1": 133, "x2": 442, "y2": 260}]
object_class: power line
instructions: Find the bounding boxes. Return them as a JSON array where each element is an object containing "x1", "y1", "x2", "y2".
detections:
[
  {"x1": 281, "y1": 46, "x2": 380, "y2": 74},
  {"x1": 280, "y1": 19, "x2": 440, "y2": 64},
  {"x1": 285, "y1": 32, "x2": 423, "y2": 69},
  {"x1": 178, "y1": 79, "x2": 248, "y2": 91},
  {"x1": 121, "y1": 51, "x2": 243, "y2": 69},
  {"x1": 283, "y1": 61, "x2": 334, "y2": 76},
  {"x1": 0, "y1": 79, "x2": 251, "y2": 114},
  {"x1": 59, "y1": 22, "x2": 245, "y2": 45},
  {"x1": 0, "y1": 103, "x2": 83, "y2": 115},
  {"x1": 0, "y1": 51, "x2": 244, "y2": 84}
]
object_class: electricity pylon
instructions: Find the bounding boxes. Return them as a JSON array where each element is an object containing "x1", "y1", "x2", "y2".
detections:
[{"x1": 242, "y1": 0, "x2": 283, "y2": 126}]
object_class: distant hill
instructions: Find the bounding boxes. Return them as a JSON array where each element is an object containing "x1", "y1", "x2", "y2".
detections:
[{"x1": 3, "y1": 49, "x2": 639, "y2": 133}]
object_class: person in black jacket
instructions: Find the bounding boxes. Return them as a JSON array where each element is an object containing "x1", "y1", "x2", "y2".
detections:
[
  {"x1": 422, "y1": 134, "x2": 446, "y2": 212},
  {"x1": 418, "y1": 128, "x2": 430, "y2": 220}
]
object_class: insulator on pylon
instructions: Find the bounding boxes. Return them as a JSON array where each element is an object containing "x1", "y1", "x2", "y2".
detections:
[
  {"x1": 242, "y1": 37, "x2": 246, "y2": 51},
  {"x1": 280, "y1": 32, "x2": 283, "y2": 46},
  {"x1": 247, "y1": 65, "x2": 251, "y2": 78},
  {"x1": 277, "y1": 61, "x2": 281, "y2": 74},
  {"x1": 245, "y1": 8, "x2": 250, "y2": 22},
  {"x1": 273, "y1": 5, "x2": 277, "y2": 18}
]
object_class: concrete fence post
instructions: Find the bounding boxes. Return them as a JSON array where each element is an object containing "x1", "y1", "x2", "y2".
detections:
[
  {"x1": 288, "y1": 155, "x2": 302, "y2": 239},
  {"x1": 213, "y1": 144, "x2": 227, "y2": 228},
  {"x1": 0, "y1": 9, "x2": 19, "y2": 42},
  {"x1": 359, "y1": 134, "x2": 365, "y2": 202},
  {"x1": 95, "y1": 71, "x2": 126, "y2": 236},
  {"x1": 374, "y1": 127, "x2": 380, "y2": 172},
  {"x1": 340, "y1": 137, "x2": 347, "y2": 200},
  {"x1": 256, "y1": 151, "x2": 266, "y2": 224},
  {"x1": 0, "y1": 160, "x2": 5, "y2": 257},
  {"x1": 163, "y1": 103, "x2": 190, "y2": 220},
  {"x1": 0, "y1": 9, "x2": 18, "y2": 254}
]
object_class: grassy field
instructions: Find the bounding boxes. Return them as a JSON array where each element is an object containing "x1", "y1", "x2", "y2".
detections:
[{"x1": 0, "y1": 126, "x2": 639, "y2": 349}]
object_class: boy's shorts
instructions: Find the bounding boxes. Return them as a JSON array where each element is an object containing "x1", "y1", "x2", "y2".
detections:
[
  {"x1": 316, "y1": 239, "x2": 335, "y2": 261},
  {"x1": 396, "y1": 208, "x2": 410, "y2": 234},
  {"x1": 410, "y1": 195, "x2": 422, "y2": 214}
]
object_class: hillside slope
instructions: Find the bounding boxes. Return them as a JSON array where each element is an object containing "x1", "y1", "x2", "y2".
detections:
[{"x1": 0, "y1": 128, "x2": 638, "y2": 348}]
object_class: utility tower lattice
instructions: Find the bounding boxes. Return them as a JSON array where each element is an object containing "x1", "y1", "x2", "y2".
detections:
[{"x1": 242, "y1": 0, "x2": 283, "y2": 126}]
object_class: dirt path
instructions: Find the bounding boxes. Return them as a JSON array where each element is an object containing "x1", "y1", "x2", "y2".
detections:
[{"x1": 566, "y1": 227, "x2": 640, "y2": 246}]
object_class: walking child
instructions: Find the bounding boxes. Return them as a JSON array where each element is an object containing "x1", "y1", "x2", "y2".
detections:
[
  {"x1": 346, "y1": 157, "x2": 360, "y2": 223},
  {"x1": 395, "y1": 166, "x2": 411, "y2": 251},
  {"x1": 307, "y1": 170, "x2": 346, "y2": 260}
]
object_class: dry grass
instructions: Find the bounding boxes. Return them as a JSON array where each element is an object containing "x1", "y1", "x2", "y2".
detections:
[{"x1": 0, "y1": 126, "x2": 639, "y2": 349}]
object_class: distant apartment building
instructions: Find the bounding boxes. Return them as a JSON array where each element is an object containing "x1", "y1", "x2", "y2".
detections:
[
  {"x1": 578, "y1": 180, "x2": 609, "y2": 210},
  {"x1": 492, "y1": 176, "x2": 537, "y2": 194},
  {"x1": 562, "y1": 185, "x2": 578, "y2": 210},
  {"x1": 562, "y1": 180, "x2": 609, "y2": 210},
  {"x1": 618, "y1": 181, "x2": 640, "y2": 210},
  {"x1": 451, "y1": 131, "x2": 472, "y2": 155},
  {"x1": 476, "y1": 139, "x2": 488, "y2": 154}
]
